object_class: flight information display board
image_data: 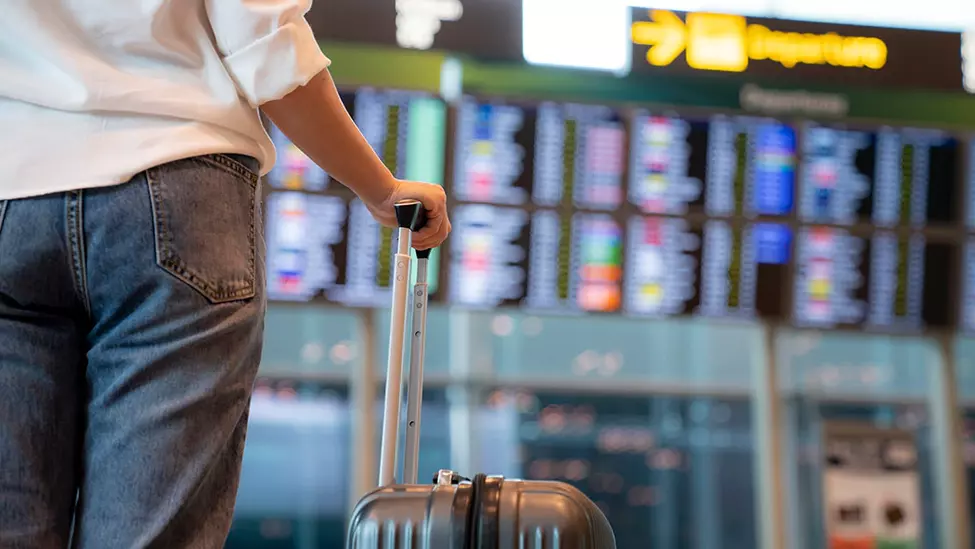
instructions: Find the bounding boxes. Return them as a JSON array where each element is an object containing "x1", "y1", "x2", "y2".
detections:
[
  {"x1": 533, "y1": 103, "x2": 626, "y2": 210},
  {"x1": 793, "y1": 227, "x2": 952, "y2": 331},
  {"x1": 354, "y1": 88, "x2": 447, "y2": 183},
  {"x1": 266, "y1": 89, "x2": 971, "y2": 333},
  {"x1": 447, "y1": 205, "x2": 623, "y2": 313},
  {"x1": 623, "y1": 217, "x2": 791, "y2": 319},
  {"x1": 267, "y1": 192, "x2": 348, "y2": 301},
  {"x1": 448, "y1": 204, "x2": 530, "y2": 308},
  {"x1": 269, "y1": 196, "x2": 442, "y2": 306},
  {"x1": 452, "y1": 98, "x2": 534, "y2": 205},
  {"x1": 328, "y1": 200, "x2": 409, "y2": 307},
  {"x1": 452, "y1": 97, "x2": 626, "y2": 210},
  {"x1": 265, "y1": 87, "x2": 446, "y2": 305},
  {"x1": 266, "y1": 92, "x2": 355, "y2": 192},
  {"x1": 798, "y1": 125, "x2": 959, "y2": 227},
  {"x1": 524, "y1": 211, "x2": 624, "y2": 312},
  {"x1": 268, "y1": 88, "x2": 445, "y2": 193},
  {"x1": 628, "y1": 112, "x2": 796, "y2": 217}
]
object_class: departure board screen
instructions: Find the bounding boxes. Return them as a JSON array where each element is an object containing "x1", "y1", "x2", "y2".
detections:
[
  {"x1": 267, "y1": 192, "x2": 348, "y2": 301},
  {"x1": 267, "y1": 88, "x2": 445, "y2": 194},
  {"x1": 624, "y1": 217, "x2": 699, "y2": 317},
  {"x1": 533, "y1": 103, "x2": 626, "y2": 210},
  {"x1": 264, "y1": 87, "x2": 446, "y2": 305},
  {"x1": 623, "y1": 217, "x2": 791, "y2": 319},
  {"x1": 452, "y1": 97, "x2": 625, "y2": 210},
  {"x1": 524, "y1": 211, "x2": 624, "y2": 313},
  {"x1": 798, "y1": 125, "x2": 959, "y2": 226},
  {"x1": 628, "y1": 112, "x2": 796, "y2": 217},
  {"x1": 793, "y1": 228, "x2": 952, "y2": 330},
  {"x1": 328, "y1": 199, "x2": 402, "y2": 307},
  {"x1": 448, "y1": 204, "x2": 531, "y2": 308},
  {"x1": 267, "y1": 92, "x2": 355, "y2": 192},
  {"x1": 352, "y1": 88, "x2": 446, "y2": 306},
  {"x1": 267, "y1": 196, "x2": 440, "y2": 306},
  {"x1": 453, "y1": 99, "x2": 535, "y2": 205},
  {"x1": 447, "y1": 206, "x2": 624, "y2": 313},
  {"x1": 699, "y1": 221, "x2": 792, "y2": 318},
  {"x1": 266, "y1": 89, "x2": 969, "y2": 330},
  {"x1": 354, "y1": 88, "x2": 447, "y2": 183}
]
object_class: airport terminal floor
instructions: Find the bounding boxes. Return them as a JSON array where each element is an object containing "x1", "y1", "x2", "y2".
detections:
[{"x1": 223, "y1": 306, "x2": 975, "y2": 549}]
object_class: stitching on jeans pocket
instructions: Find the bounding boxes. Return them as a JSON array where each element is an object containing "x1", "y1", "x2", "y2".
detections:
[
  {"x1": 0, "y1": 201, "x2": 6, "y2": 239},
  {"x1": 146, "y1": 156, "x2": 258, "y2": 304},
  {"x1": 200, "y1": 153, "x2": 261, "y2": 184}
]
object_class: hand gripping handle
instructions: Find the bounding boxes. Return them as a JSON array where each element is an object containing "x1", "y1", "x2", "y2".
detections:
[{"x1": 395, "y1": 199, "x2": 432, "y2": 259}]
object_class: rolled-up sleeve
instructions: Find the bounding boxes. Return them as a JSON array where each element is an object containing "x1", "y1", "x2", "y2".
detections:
[{"x1": 205, "y1": 0, "x2": 331, "y2": 106}]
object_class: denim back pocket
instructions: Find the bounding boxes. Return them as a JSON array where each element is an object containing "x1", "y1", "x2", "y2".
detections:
[
  {"x1": 0, "y1": 200, "x2": 6, "y2": 237},
  {"x1": 147, "y1": 154, "x2": 260, "y2": 304}
]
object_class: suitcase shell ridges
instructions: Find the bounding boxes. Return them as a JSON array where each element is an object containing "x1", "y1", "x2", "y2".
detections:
[
  {"x1": 501, "y1": 480, "x2": 615, "y2": 548},
  {"x1": 351, "y1": 520, "x2": 421, "y2": 549},
  {"x1": 348, "y1": 485, "x2": 462, "y2": 549},
  {"x1": 348, "y1": 479, "x2": 616, "y2": 548}
]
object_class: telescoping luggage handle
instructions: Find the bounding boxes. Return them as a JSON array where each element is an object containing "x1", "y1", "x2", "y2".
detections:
[{"x1": 378, "y1": 199, "x2": 434, "y2": 488}]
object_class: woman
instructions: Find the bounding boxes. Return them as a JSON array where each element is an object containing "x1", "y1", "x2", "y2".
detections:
[{"x1": 0, "y1": 1, "x2": 450, "y2": 547}]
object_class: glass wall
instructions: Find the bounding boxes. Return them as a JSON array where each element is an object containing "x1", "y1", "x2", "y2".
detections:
[
  {"x1": 227, "y1": 306, "x2": 970, "y2": 549},
  {"x1": 779, "y1": 331, "x2": 949, "y2": 549},
  {"x1": 957, "y1": 337, "x2": 975, "y2": 549},
  {"x1": 228, "y1": 307, "x2": 358, "y2": 548},
  {"x1": 228, "y1": 380, "x2": 350, "y2": 548},
  {"x1": 229, "y1": 306, "x2": 764, "y2": 549}
]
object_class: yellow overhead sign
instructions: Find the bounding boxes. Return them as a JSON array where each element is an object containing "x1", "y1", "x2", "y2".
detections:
[{"x1": 631, "y1": 10, "x2": 889, "y2": 73}]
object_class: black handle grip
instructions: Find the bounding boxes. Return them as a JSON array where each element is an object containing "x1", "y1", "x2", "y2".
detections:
[
  {"x1": 394, "y1": 199, "x2": 427, "y2": 232},
  {"x1": 394, "y1": 199, "x2": 435, "y2": 258}
]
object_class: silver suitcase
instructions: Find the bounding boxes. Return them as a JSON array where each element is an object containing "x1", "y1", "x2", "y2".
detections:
[{"x1": 346, "y1": 200, "x2": 617, "y2": 549}]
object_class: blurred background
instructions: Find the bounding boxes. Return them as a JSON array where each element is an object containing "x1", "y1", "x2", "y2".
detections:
[{"x1": 231, "y1": 1, "x2": 975, "y2": 548}]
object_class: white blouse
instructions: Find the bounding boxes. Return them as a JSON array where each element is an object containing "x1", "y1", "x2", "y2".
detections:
[{"x1": 0, "y1": 0, "x2": 330, "y2": 200}]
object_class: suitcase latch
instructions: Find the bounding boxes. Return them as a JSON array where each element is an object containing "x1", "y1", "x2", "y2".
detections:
[{"x1": 434, "y1": 469, "x2": 470, "y2": 486}]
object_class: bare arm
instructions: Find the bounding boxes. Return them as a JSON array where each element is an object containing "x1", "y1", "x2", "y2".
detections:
[
  {"x1": 261, "y1": 69, "x2": 395, "y2": 208},
  {"x1": 205, "y1": 0, "x2": 449, "y2": 248},
  {"x1": 260, "y1": 69, "x2": 449, "y2": 248}
]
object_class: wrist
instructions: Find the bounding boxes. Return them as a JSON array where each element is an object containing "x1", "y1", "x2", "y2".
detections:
[{"x1": 358, "y1": 172, "x2": 398, "y2": 208}]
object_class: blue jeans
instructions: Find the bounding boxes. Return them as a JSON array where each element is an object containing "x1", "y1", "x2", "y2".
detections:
[{"x1": 0, "y1": 154, "x2": 266, "y2": 548}]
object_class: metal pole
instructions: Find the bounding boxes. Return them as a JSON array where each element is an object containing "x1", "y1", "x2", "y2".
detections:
[
  {"x1": 753, "y1": 323, "x2": 786, "y2": 549},
  {"x1": 377, "y1": 228, "x2": 413, "y2": 487},
  {"x1": 403, "y1": 257, "x2": 430, "y2": 484},
  {"x1": 689, "y1": 322, "x2": 719, "y2": 549},
  {"x1": 930, "y1": 332, "x2": 972, "y2": 549}
]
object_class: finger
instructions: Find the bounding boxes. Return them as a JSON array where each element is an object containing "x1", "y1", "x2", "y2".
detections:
[
  {"x1": 412, "y1": 217, "x2": 443, "y2": 249},
  {"x1": 414, "y1": 222, "x2": 447, "y2": 250},
  {"x1": 432, "y1": 217, "x2": 450, "y2": 245},
  {"x1": 423, "y1": 188, "x2": 447, "y2": 215},
  {"x1": 413, "y1": 231, "x2": 438, "y2": 250},
  {"x1": 426, "y1": 218, "x2": 449, "y2": 249},
  {"x1": 436, "y1": 220, "x2": 450, "y2": 245},
  {"x1": 411, "y1": 189, "x2": 447, "y2": 249},
  {"x1": 418, "y1": 211, "x2": 443, "y2": 236}
]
